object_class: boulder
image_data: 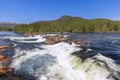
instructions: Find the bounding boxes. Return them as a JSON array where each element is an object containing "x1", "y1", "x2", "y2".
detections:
[{"x1": 44, "y1": 36, "x2": 67, "y2": 44}]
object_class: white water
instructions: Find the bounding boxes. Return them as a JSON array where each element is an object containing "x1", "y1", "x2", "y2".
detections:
[
  {"x1": 10, "y1": 35, "x2": 120, "y2": 80},
  {"x1": 0, "y1": 35, "x2": 45, "y2": 43}
]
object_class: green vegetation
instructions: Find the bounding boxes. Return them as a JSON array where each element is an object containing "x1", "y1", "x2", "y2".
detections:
[
  {"x1": 13, "y1": 15, "x2": 120, "y2": 34},
  {"x1": 0, "y1": 27, "x2": 13, "y2": 31}
]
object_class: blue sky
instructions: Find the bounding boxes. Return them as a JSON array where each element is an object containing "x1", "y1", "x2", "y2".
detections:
[{"x1": 0, "y1": 0, "x2": 120, "y2": 23}]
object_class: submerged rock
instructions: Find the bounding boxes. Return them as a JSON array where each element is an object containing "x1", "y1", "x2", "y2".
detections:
[{"x1": 44, "y1": 36, "x2": 67, "y2": 44}]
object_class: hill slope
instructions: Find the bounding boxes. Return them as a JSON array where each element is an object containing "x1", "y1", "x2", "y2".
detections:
[{"x1": 13, "y1": 15, "x2": 120, "y2": 34}]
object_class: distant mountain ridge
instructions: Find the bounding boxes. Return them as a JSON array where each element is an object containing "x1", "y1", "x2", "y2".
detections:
[{"x1": 0, "y1": 22, "x2": 18, "y2": 27}]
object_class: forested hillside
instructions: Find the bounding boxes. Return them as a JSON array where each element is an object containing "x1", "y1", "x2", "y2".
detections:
[
  {"x1": 13, "y1": 15, "x2": 120, "y2": 34},
  {"x1": 0, "y1": 22, "x2": 17, "y2": 31}
]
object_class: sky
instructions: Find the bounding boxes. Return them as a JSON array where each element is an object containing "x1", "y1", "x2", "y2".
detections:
[{"x1": 0, "y1": 0, "x2": 120, "y2": 23}]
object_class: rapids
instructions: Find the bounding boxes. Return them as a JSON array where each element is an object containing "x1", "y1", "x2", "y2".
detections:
[{"x1": 0, "y1": 31, "x2": 120, "y2": 80}]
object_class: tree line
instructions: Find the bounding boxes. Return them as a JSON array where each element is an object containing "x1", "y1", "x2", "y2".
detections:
[
  {"x1": 13, "y1": 15, "x2": 120, "y2": 34},
  {"x1": 0, "y1": 27, "x2": 13, "y2": 31}
]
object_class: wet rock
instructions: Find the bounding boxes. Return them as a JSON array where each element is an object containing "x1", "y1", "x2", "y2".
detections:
[
  {"x1": 44, "y1": 36, "x2": 67, "y2": 44},
  {"x1": 0, "y1": 55, "x2": 22, "y2": 80},
  {"x1": 0, "y1": 55, "x2": 12, "y2": 74},
  {"x1": 0, "y1": 73, "x2": 22, "y2": 80},
  {"x1": 0, "y1": 55, "x2": 8, "y2": 61},
  {"x1": 72, "y1": 46, "x2": 96, "y2": 61},
  {"x1": 0, "y1": 67, "x2": 12, "y2": 74},
  {"x1": 68, "y1": 39, "x2": 90, "y2": 46},
  {"x1": 0, "y1": 45, "x2": 10, "y2": 51}
]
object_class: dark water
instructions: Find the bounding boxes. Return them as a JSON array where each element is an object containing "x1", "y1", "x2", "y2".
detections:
[{"x1": 67, "y1": 32, "x2": 120, "y2": 64}]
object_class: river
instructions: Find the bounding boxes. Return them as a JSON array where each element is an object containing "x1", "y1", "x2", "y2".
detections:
[{"x1": 0, "y1": 31, "x2": 120, "y2": 80}]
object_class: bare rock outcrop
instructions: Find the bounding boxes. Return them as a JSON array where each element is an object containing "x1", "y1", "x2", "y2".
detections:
[{"x1": 44, "y1": 36, "x2": 67, "y2": 44}]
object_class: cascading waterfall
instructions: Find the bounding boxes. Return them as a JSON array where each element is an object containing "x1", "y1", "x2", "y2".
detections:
[{"x1": 9, "y1": 34, "x2": 120, "y2": 80}]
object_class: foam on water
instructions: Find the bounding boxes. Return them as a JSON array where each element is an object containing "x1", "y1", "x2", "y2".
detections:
[
  {"x1": 11, "y1": 42, "x2": 82, "y2": 80},
  {"x1": 71, "y1": 53, "x2": 120, "y2": 80},
  {"x1": 0, "y1": 35, "x2": 46, "y2": 43},
  {"x1": 10, "y1": 35, "x2": 120, "y2": 80}
]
